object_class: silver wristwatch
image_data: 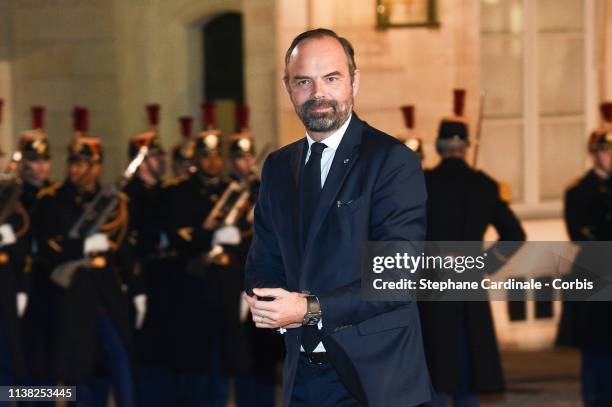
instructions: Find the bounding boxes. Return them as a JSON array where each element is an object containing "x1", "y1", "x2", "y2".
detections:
[{"x1": 302, "y1": 295, "x2": 321, "y2": 326}]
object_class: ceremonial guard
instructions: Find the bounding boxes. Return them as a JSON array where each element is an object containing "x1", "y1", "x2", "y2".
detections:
[
  {"x1": 124, "y1": 104, "x2": 175, "y2": 407},
  {"x1": 0, "y1": 105, "x2": 31, "y2": 388},
  {"x1": 228, "y1": 105, "x2": 283, "y2": 407},
  {"x1": 164, "y1": 104, "x2": 249, "y2": 406},
  {"x1": 18, "y1": 107, "x2": 56, "y2": 393},
  {"x1": 419, "y1": 90, "x2": 526, "y2": 407},
  {"x1": 557, "y1": 102, "x2": 612, "y2": 407},
  {"x1": 35, "y1": 107, "x2": 144, "y2": 407},
  {"x1": 19, "y1": 106, "x2": 52, "y2": 211}
]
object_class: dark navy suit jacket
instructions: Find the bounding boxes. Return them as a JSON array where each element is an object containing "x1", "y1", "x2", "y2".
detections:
[{"x1": 245, "y1": 114, "x2": 432, "y2": 407}]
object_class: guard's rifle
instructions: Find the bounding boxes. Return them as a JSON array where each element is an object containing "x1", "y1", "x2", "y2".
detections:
[
  {"x1": 472, "y1": 91, "x2": 486, "y2": 168},
  {"x1": 202, "y1": 142, "x2": 273, "y2": 264},
  {"x1": 51, "y1": 146, "x2": 149, "y2": 288}
]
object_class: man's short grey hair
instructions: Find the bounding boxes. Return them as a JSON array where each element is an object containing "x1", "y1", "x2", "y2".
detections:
[
  {"x1": 436, "y1": 137, "x2": 469, "y2": 156},
  {"x1": 283, "y1": 28, "x2": 357, "y2": 83}
]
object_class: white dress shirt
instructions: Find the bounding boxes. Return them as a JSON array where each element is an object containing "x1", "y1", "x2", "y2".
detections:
[
  {"x1": 304, "y1": 113, "x2": 352, "y2": 186},
  {"x1": 298, "y1": 114, "x2": 352, "y2": 353}
]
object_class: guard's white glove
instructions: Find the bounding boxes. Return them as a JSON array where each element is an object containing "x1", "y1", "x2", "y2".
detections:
[
  {"x1": 83, "y1": 233, "x2": 110, "y2": 255},
  {"x1": 16, "y1": 292, "x2": 28, "y2": 318},
  {"x1": 133, "y1": 294, "x2": 147, "y2": 330},
  {"x1": 240, "y1": 292, "x2": 250, "y2": 322},
  {"x1": 212, "y1": 226, "x2": 241, "y2": 246},
  {"x1": 0, "y1": 224, "x2": 17, "y2": 246}
]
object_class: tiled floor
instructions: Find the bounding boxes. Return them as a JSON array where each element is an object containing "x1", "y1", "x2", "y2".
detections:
[
  {"x1": 233, "y1": 348, "x2": 584, "y2": 406},
  {"x1": 482, "y1": 348, "x2": 582, "y2": 406},
  {"x1": 484, "y1": 378, "x2": 581, "y2": 407}
]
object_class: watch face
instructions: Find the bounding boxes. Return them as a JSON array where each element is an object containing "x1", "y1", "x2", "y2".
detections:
[{"x1": 304, "y1": 312, "x2": 321, "y2": 326}]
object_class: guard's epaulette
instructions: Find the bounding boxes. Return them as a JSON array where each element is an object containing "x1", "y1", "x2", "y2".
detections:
[
  {"x1": 566, "y1": 176, "x2": 582, "y2": 191},
  {"x1": 162, "y1": 175, "x2": 187, "y2": 188},
  {"x1": 36, "y1": 181, "x2": 61, "y2": 199}
]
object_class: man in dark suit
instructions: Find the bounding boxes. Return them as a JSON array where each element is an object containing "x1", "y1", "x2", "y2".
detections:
[
  {"x1": 420, "y1": 107, "x2": 526, "y2": 407},
  {"x1": 244, "y1": 28, "x2": 431, "y2": 407}
]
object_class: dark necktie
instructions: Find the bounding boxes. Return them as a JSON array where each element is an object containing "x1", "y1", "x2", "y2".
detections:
[
  {"x1": 302, "y1": 142, "x2": 327, "y2": 243},
  {"x1": 301, "y1": 141, "x2": 327, "y2": 354}
]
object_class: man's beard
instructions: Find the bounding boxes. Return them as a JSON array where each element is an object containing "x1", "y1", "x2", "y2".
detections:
[{"x1": 297, "y1": 98, "x2": 351, "y2": 133}]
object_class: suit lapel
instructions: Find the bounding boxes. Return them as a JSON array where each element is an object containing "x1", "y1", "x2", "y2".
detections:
[
  {"x1": 303, "y1": 115, "x2": 364, "y2": 257},
  {"x1": 290, "y1": 139, "x2": 306, "y2": 187},
  {"x1": 288, "y1": 139, "x2": 307, "y2": 257}
]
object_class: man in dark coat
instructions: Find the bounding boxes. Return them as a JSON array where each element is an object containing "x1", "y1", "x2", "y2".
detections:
[
  {"x1": 123, "y1": 131, "x2": 177, "y2": 407},
  {"x1": 13, "y1": 109, "x2": 51, "y2": 337},
  {"x1": 420, "y1": 111, "x2": 526, "y2": 407},
  {"x1": 556, "y1": 122, "x2": 612, "y2": 407},
  {"x1": 36, "y1": 132, "x2": 143, "y2": 407},
  {"x1": 225, "y1": 130, "x2": 284, "y2": 407},
  {"x1": 244, "y1": 29, "x2": 432, "y2": 407},
  {"x1": 17, "y1": 124, "x2": 56, "y2": 394},
  {"x1": 164, "y1": 130, "x2": 251, "y2": 406},
  {"x1": 0, "y1": 147, "x2": 32, "y2": 388}
]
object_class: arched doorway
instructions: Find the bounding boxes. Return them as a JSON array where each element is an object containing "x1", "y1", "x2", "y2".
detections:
[{"x1": 203, "y1": 12, "x2": 244, "y2": 135}]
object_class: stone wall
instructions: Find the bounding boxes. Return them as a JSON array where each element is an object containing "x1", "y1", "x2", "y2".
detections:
[
  {"x1": 1, "y1": 0, "x2": 610, "y2": 182},
  {"x1": 0, "y1": 0, "x2": 277, "y2": 181},
  {"x1": 113, "y1": 0, "x2": 277, "y2": 164},
  {"x1": 603, "y1": 0, "x2": 612, "y2": 99},
  {"x1": 0, "y1": 0, "x2": 15, "y2": 153},
  {"x1": 2, "y1": 0, "x2": 121, "y2": 180}
]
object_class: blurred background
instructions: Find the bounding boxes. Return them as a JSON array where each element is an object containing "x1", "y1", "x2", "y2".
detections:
[{"x1": 1, "y1": 0, "x2": 611, "y2": 405}]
